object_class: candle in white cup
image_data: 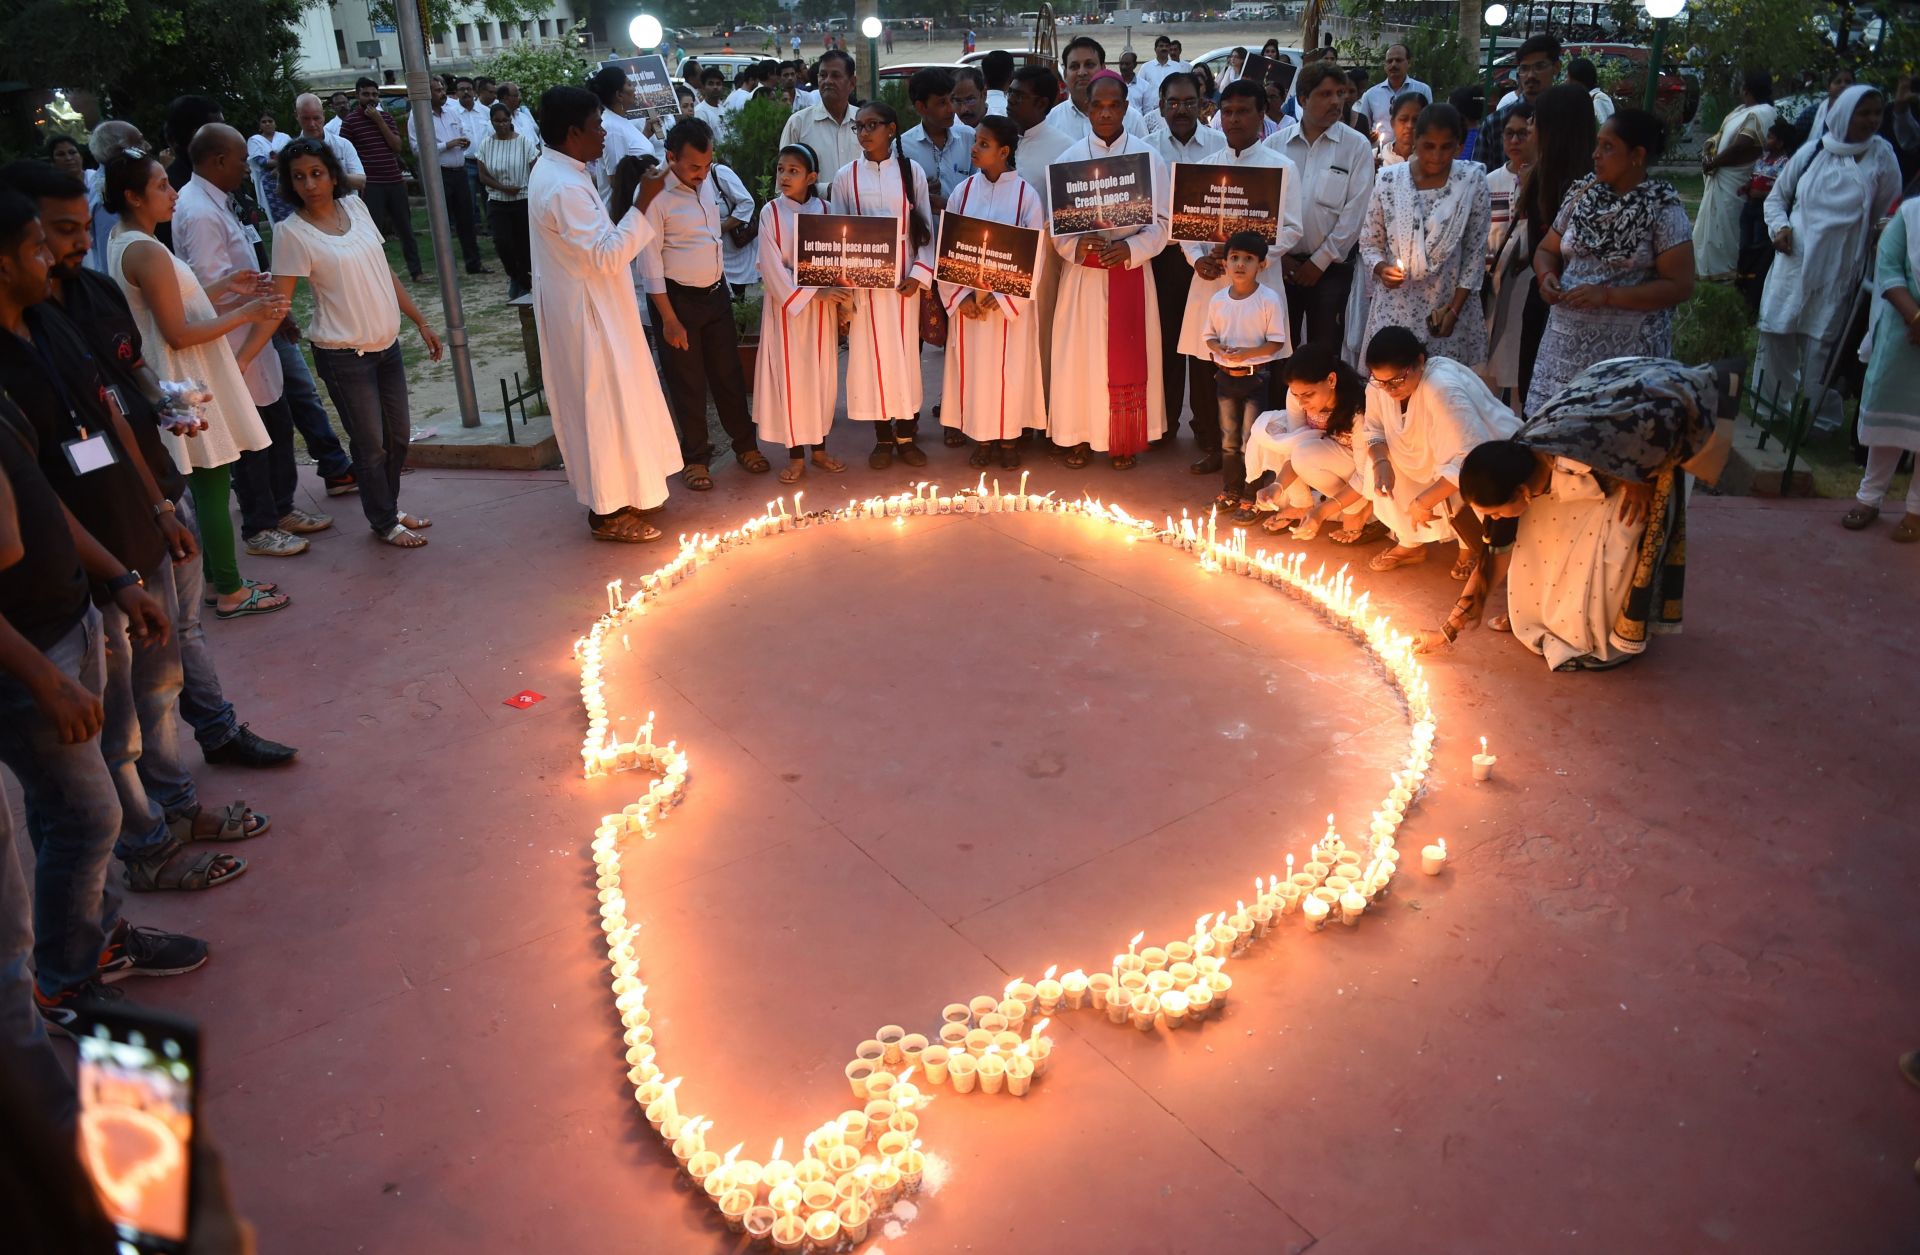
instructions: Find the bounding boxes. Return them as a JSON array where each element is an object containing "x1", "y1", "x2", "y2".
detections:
[
  {"x1": 1473, "y1": 736, "x2": 1498, "y2": 781},
  {"x1": 1422, "y1": 838, "x2": 1448, "y2": 875},
  {"x1": 1302, "y1": 893, "x2": 1331, "y2": 931}
]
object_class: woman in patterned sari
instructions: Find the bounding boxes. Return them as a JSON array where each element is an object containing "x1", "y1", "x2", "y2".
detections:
[{"x1": 1458, "y1": 357, "x2": 1739, "y2": 672}]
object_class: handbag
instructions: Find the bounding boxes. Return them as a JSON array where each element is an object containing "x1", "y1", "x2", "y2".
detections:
[{"x1": 919, "y1": 289, "x2": 949, "y2": 348}]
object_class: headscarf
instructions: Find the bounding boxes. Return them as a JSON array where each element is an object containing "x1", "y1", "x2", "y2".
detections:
[
  {"x1": 1821, "y1": 84, "x2": 1879, "y2": 158},
  {"x1": 1521, "y1": 357, "x2": 1727, "y2": 483}
]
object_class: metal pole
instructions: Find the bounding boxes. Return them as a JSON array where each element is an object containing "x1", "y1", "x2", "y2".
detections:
[
  {"x1": 394, "y1": 0, "x2": 483, "y2": 427},
  {"x1": 1642, "y1": 16, "x2": 1667, "y2": 113},
  {"x1": 868, "y1": 36, "x2": 879, "y2": 100},
  {"x1": 1484, "y1": 31, "x2": 1498, "y2": 102}
]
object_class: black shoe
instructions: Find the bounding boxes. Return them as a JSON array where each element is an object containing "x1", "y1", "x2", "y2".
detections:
[
  {"x1": 998, "y1": 442, "x2": 1021, "y2": 469},
  {"x1": 969, "y1": 444, "x2": 993, "y2": 467},
  {"x1": 36, "y1": 979, "x2": 130, "y2": 1039},
  {"x1": 868, "y1": 443, "x2": 895, "y2": 470},
  {"x1": 98, "y1": 922, "x2": 209, "y2": 983},
  {"x1": 896, "y1": 442, "x2": 929, "y2": 468},
  {"x1": 324, "y1": 471, "x2": 359, "y2": 496},
  {"x1": 1232, "y1": 506, "x2": 1259, "y2": 527},
  {"x1": 943, "y1": 428, "x2": 966, "y2": 447},
  {"x1": 467, "y1": 264, "x2": 494, "y2": 275},
  {"x1": 202, "y1": 724, "x2": 298, "y2": 768},
  {"x1": 410, "y1": 271, "x2": 426, "y2": 282},
  {"x1": 1190, "y1": 451, "x2": 1223, "y2": 475}
]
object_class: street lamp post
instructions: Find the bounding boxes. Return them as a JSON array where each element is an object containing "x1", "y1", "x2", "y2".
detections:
[
  {"x1": 862, "y1": 16, "x2": 882, "y2": 101},
  {"x1": 1642, "y1": 0, "x2": 1687, "y2": 113},
  {"x1": 1483, "y1": 4, "x2": 1509, "y2": 104}
]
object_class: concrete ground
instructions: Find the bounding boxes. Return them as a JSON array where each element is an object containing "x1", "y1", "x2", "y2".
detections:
[{"x1": 112, "y1": 428, "x2": 1916, "y2": 1254}]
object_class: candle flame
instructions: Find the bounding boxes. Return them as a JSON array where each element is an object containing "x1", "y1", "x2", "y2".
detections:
[
  {"x1": 1481, "y1": 735, "x2": 1488, "y2": 755},
  {"x1": 1129, "y1": 929, "x2": 1145, "y2": 950},
  {"x1": 1438, "y1": 838, "x2": 1447, "y2": 853},
  {"x1": 662, "y1": 1076, "x2": 683, "y2": 1094},
  {"x1": 770, "y1": 1137, "x2": 784, "y2": 1162},
  {"x1": 1043, "y1": 963, "x2": 1057, "y2": 980},
  {"x1": 1004, "y1": 977, "x2": 1021, "y2": 997}
]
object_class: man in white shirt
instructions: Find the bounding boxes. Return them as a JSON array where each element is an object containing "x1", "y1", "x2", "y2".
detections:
[
  {"x1": 639, "y1": 117, "x2": 769, "y2": 490},
  {"x1": 723, "y1": 68, "x2": 753, "y2": 115},
  {"x1": 1136, "y1": 35, "x2": 1191, "y2": 101},
  {"x1": 778, "y1": 48, "x2": 861, "y2": 194},
  {"x1": 1048, "y1": 36, "x2": 1149, "y2": 141},
  {"x1": 1268, "y1": 60, "x2": 1374, "y2": 352},
  {"x1": 950, "y1": 67, "x2": 988, "y2": 128},
  {"x1": 981, "y1": 49, "x2": 1015, "y2": 117},
  {"x1": 174, "y1": 124, "x2": 328, "y2": 556},
  {"x1": 1146, "y1": 71, "x2": 1226, "y2": 461},
  {"x1": 409, "y1": 75, "x2": 490, "y2": 274},
  {"x1": 1357, "y1": 44, "x2": 1432, "y2": 132},
  {"x1": 293, "y1": 92, "x2": 365, "y2": 193},
  {"x1": 587, "y1": 64, "x2": 653, "y2": 206},
  {"x1": 1119, "y1": 52, "x2": 1155, "y2": 117},
  {"x1": 454, "y1": 76, "x2": 494, "y2": 232},
  {"x1": 695, "y1": 67, "x2": 731, "y2": 139},
  {"x1": 1003, "y1": 64, "x2": 1072, "y2": 395},
  {"x1": 497, "y1": 81, "x2": 541, "y2": 146},
  {"x1": 1485, "y1": 35, "x2": 1560, "y2": 168},
  {"x1": 1567, "y1": 57, "x2": 1616, "y2": 125},
  {"x1": 323, "y1": 91, "x2": 351, "y2": 140}
]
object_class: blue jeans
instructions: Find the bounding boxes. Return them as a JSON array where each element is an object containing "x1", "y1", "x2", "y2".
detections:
[
  {"x1": 171, "y1": 492, "x2": 239, "y2": 752},
  {"x1": 274, "y1": 333, "x2": 353, "y2": 480},
  {"x1": 101, "y1": 558, "x2": 198, "y2": 863},
  {"x1": 312, "y1": 341, "x2": 410, "y2": 533},
  {"x1": 0, "y1": 782, "x2": 77, "y2": 1130},
  {"x1": 0, "y1": 607, "x2": 124, "y2": 999}
]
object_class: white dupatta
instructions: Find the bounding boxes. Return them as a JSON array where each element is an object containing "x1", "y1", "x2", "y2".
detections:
[{"x1": 1380, "y1": 160, "x2": 1486, "y2": 283}]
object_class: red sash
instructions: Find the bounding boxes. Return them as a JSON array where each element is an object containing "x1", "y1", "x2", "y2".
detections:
[{"x1": 1084, "y1": 247, "x2": 1149, "y2": 457}]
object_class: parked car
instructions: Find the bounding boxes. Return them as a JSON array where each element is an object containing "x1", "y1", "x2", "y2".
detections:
[
  {"x1": 959, "y1": 47, "x2": 1056, "y2": 70},
  {"x1": 1491, "y1": 43, "x2": 1696, "y2": 124},
  {"x1": 877, "y1": 60, "x2": 968, "y2": 85}
]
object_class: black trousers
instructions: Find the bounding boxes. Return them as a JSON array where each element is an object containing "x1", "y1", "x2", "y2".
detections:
[
  {"x1": 1284, "y1": 254, "x2": 1355, "y2": 351},
  {"x1": 436, "y1": 164, "x2": 485, "y2": 272},
  {"x1": 230, "y1": 395, "x2": 296, "y2": 536},
  {"x1": 1149, "y1": 243, "x2": 1218, "y2": 450},
  {"x1": 488, "y1": 199, "x2": 531, "y2": 289},
  {"x1": 361, "y1": 180, "x2": 422, "y2": 276},
  {"x1": 657, "y1": 279, "x2": 758, "y2": 468}
]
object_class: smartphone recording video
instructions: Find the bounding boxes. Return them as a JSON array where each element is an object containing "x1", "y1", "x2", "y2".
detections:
[{"x1": 76, "y1": 1008, "x2": 199, "y2": 1255}]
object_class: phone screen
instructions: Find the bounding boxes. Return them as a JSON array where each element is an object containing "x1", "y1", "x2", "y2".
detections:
[{"x1": 76, "y1": 1011, "x2": 198, "y2": 1254}]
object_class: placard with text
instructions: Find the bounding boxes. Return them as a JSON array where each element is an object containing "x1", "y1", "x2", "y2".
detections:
[
  {"x1": 1169, "y1": 163, "x2": 1286, "y2": 245},
  {"x1": 601, "y1": 54, "x2": 680, "y2": 123},
  {"x1": 1045, "y1": 152, "x2": 1155, "y2": 238},
  {"x1": 934, "y1": 211, "x2": 1042, "y2": 299},
  {"x1": 793, "y1": 214, "x2": 901, "y2": 289}
]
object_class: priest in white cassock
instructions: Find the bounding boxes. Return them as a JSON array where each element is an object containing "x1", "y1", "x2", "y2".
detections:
[
  {"x1": 1173, "y1": 79, "x2": 1303, "y2": 423},
  {"x1": 1049, "y1": 71, "x2": 1171, "y2": 469},
  {"x1": 1006, "y1": 66, "x2": 1075, "y2": 394},
  {"x1": 1356, "y1": 326, "x2": 1519, "y2": 576},
  {"x1": 528, "y1": 86, "x2": 683, "y2": 543}
]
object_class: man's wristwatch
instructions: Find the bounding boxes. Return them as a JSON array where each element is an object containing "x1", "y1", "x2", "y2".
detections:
[
  {"x1": 152, "y1": 500, "x2": 176, "y2": 517},
  {"x1": 104, "y1": 570, "x2": 143, "y2": 594}
]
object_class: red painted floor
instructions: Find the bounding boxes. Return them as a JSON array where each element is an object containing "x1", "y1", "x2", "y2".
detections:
[{"x1": 113, "y1": 432, "x2": 1917, "y2": 1254}]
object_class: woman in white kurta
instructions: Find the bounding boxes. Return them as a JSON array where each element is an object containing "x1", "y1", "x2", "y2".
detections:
[
  {"x1": 754, "y1": 144, "x2": 850, "y2": 481},
  {"x1": 1343, "y1": 91, "x2": 1426, "y2": 363},
  {"x1": 530, "y1": 101, "x2": 684, "y2": 542},
  {"x1": 833, "y1": 102, "x2": 937, "y2": 467},
  {"x1": 1758, "y1": 85, "x2": 1902, "y2": 428},
  {"x1": 1357, "y1": 326, "x2": 1520, "y2": 576},
  {"x1": 1842, "y1": 197, "x2": 1920, "y2": 541},
  {"x1": 1049, "y1": 71, "x2": 1171, "y2": 469},
  {"x1": 1692, "y1": 73, "x2": 1777, "y2": 279},
  {"x1": 939, "y1": 119, "x2": 1049, "y2": 465},
  {"x1": 1359, "y1": 104, "x2": 1491, "y2": 366}
]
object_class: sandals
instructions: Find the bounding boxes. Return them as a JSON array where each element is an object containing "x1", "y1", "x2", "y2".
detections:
[
  {"x1": 1450, "y1": 549, "x2": 1479, "y2": 581},
  {"x1": 682, "y1": 464, "x2": 714, "y2": 491},
  {"x1": 124, "y1": 840, "x2": 247, "y2": 893},
  {"x1": 589, "y1": 509, "x2": 663, "y2": 544},
  {"x1": 779, "y1": 460, "x2": 806, "y2": 484},
  {"x1": 810, "y1": 450, "x2": 846, "y2": 474},
  {"x1": 214, "y1": 585, "x2": 291, "y2": 619},
  {"x1": 1213, "y1": 492, "x2": 1240, "y2": 511},
  {"x1": 1488, "y1": 610, "x2": 1511, "y2": 633},
  {"x1": 378, "y1": 524, "x2": 428, "y2": 548},
  {"x1": 1265, "y1": 512, "x2": 1305, "y2": 534},
  {"x1": 1894, "y1": 514, "x2": 1920, "y2": 543},
  {"x1": 203, "y1": 576, "x2": 278, "y2": 608},
  {"x1": 969, "y1": 444, "x2": 994, "y2": 468},
  {"x1": 1331, "y1": 519, "x2": 1390, "y2": 546},
  {"x1": 737, "y1": 449, "x2": 771, "y2": 474},
  {"x1": 1232, "y1": 506, "x2": 1259, "y2": 527},
  {"x1": 168, "y1": 802, "x2": 271, "y2": 843},
  {"x1": 1109, "y1": 454, "x2": 1137, "y2": 471},
  {"x1": 1064, "y1": 443, "x2": 1091, "y2": 469},
  {"x1": 1369, "y1": 545, "x2": 1428, "y2": 572},
  {"x1": 1841, "y1": 503, "x2": 1879, "y2": 530},
  {"x1": 997, "y1": 442, "x2": 1021, "y2": 469},
  {"x1": 942, "y1": 428, "x2": 967, "y2": 447},
  {"x1": 896, "y1": 442, "x2": 929, "y2": 468},
  {"x1": 398, "y1": 513, "x2": 432, "y2": 530}
]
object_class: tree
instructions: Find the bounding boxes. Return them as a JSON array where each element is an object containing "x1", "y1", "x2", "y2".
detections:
[{"x1": 477, "y1": 41, "x2": 592, "y2": 108}]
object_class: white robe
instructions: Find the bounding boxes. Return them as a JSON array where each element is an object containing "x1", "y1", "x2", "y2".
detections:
[
  {"x1": 1359, "y1": 357, "x2": 1519, "y2": 545},
  {"x1": 1692, "y1": 102, "x2": 1775, "y2": 278},
  {"x1": 938, "y1": 171, "x2": 1050, "y2": 441},
  {"x1": 1017, "y1": 123, "x2": 1075, "y2": 394},
  {"x1": 1173, "y1": 143, "x2": 1303, "y2": 359},
  {"x1": 529, "y1": 150, "x2": 683, "y2": 513},
  {"x1": 1505, "y1": 458, "x2": 1649, "y2": 670},
  {"x1": 713, "y1": 163, "x2": 759, "y2": 289},
  {"x1": 832, "y1": 156, "x2": 937, "y2": 424},
  {"x1": 1758, "y1": 133, "x2": 1902, "y2": 345},
  {"x1": 1047, "y1": 132, "x2": 1171, "y2": 451},
  {"x1": 754, "y1": 197, "x2": 840, "y2": 450}
]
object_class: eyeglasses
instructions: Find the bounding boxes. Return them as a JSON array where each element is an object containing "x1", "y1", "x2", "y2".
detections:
[
  {"x1": 1368, "y1": 368, "x2": 1415, "y2": 390},
  {"x1": 1161, "y1": 98, "x2": 1200, "y2": 111},
  {"x1": 852, "y1": 120, "x2": 889, "y2": 133},
  {"x1": 1518, "y1": 59, "x2": 1557, "y2": 75}
]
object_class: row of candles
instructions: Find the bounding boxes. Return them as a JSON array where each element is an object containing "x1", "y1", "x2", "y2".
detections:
[{"x1": 576, "y1": 482, "x2": 1452, "y2": 1249}]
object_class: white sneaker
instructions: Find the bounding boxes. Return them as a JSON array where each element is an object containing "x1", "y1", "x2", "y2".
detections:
[
  {"x1": 279, "y1": 508, "x2": 333, "y2": 534},
  {"x1": 243, "y1": 529, "x2": 310, "y2": 557}
]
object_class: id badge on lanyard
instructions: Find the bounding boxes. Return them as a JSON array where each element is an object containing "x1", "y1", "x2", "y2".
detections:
[{"x1": 64, "y1": 388, "x2": 123, "y2": 476}]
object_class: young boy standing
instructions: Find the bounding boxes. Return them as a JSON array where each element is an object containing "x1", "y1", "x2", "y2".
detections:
[{"x1": 1204, "y1": 230, "x2": 1290, "y2": 525}]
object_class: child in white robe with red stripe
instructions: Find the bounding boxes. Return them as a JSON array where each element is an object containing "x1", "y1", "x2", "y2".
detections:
[
  {"x1": 833, "y1": 102, "x2": 939, "y2": 469},
  {"x1": 939, "y1": 118, "x2": 1049, "y2": 469},
  {"x1": 755, "y1": 144, "x2": 853, "y2": 483}
]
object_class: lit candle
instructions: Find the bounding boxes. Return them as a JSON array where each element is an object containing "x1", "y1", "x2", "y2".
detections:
[
  {"x1": 1035, "y1": 964, "x2": 1063, "y2": 1013},
  {"x1": 1302, "y1": 893, "x2": 1331, "y2": 931},
  {"x1": 1339, "y1": 890, "x2": 1367, "y2": 925},
  {"x1": 1422, "y1": 838, "x2": 1448, "y2": 875},
  {"x1": 1473, "y1": 736, "x2": 1498, "y2": 781},
  {"x1": 1061, "y1": 968, "x2": 1089, "y2": 1009}
]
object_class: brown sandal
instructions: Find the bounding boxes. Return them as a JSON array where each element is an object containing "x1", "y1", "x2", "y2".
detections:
[
  {"x1": 810, "y1": 450, "x2": 847, "y2": 473},
  {"x1": 1840, "y1": 503, "x2": 1879, "y2": 530},
  {"x1": 1064, "y1": 443, "x2": 1091, "y2": 469},
  {"x1": 168, "y1": 802, "x2": 270, "y2": 843},
  {"x1": 1893, "y1": 514, "x2": 1920, "y2": 543},
  {"x1": 737, "y1": 449, "x2": 771, "y2": 474},
  {"x1": 682, "y1": 464, "x2": 714, "y2": 491},
  {"x1": 124, "y1": 841, "x2": 248, "y2": 893},
  {"x1": 589, "y1": 510, "x2": 663, "y2": 543},
  {"x1": 778, "y1": 459, "x2": 806, "y2": 484},
  {"x1": 1369, "y1": 544, "x2": 1428, "y2": 572}
]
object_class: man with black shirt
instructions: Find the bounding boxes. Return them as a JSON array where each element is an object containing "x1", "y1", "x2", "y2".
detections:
[
  {"x1": 0, "y1": 194, "x2": 261, "y2": 900},
  {"x1": 0, "y1": 194, "x2": 210, "y2": 1034},
  {"x1": 1, "y1": 161, "x2": 297, "y2": 771}
]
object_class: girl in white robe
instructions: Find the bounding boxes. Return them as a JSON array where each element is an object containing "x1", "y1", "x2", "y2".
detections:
[
  {"x1": 755, "y1": 144, "x2": 852, "y2": 482},
  {"x1": 939, "y1": 118, "x2": 1049, "y2": 467},
  {"x1": 1048, "y1": 71, "x2": 1170, "y2": 469},
  {"x1": 1757, "y1": 85, "x2": 1901, "y2": 427},
  {"x1": 833, "y1": 102, "x2": 937, "y2": 468}
]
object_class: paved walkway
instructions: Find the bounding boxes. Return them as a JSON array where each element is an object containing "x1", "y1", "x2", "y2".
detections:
[{"x1": 115, "y1": 438, "x2": 1916, "y2": 1252}]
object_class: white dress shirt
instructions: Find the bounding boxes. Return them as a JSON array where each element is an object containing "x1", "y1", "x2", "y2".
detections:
[
  {"x1": 1047, "y1": 97, "x2": 1149, "y2": 141},
  {"x1": 512, "y1": 104, "x2": 540, "y2": 146},
  {"x1": 1125, "y1": 75, "x2": 1155, "y2": 117},
  {"x1": 1267, "y1": 119, "x2": 1375, "y2": 270},
  {"x1": 1147, "y1": 122, "x2": 1226, "y2": 167},
  {"x1": 410, "y1": 104, "x2": 468, "y2": 168},
  {"x1": 901, "y1": 122, "x2": 976, "y2": 197},
  {"x1": 638, "y1": 169, "x2": 726, "y2": 292},
  {"x1": 1358, "y1": 76, "x2": 1434, "y2": 131},
  {"x1": 454, "y1": 101, "x2": 493, "y2": 148},
  {"x1": 171, "y1": 174, "x2": 283, "y2": 406},
  {"x1": 595, "y1": 111, "x2": 649, "y2": 202},
  {"x1": 986, "y1": 89, "x2": 1008, "y2": 116},
  {"x1": 724, "y1": 86, "x2": 752, "y2": 114},
  {"x1": 778, "y1": 100, "x2": 862, "y2": 193},
  {"x1": 1135, "y1": 58, "x2": 1191, "y2": 100},
  {"x1": 324, "y1": 114, "x2": 345, "y2": 140},
  {"x1": 1017, "y1": 122, "x2": 1074, "y2": 189}
]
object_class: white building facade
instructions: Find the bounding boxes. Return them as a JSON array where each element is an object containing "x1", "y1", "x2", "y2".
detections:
[{"x1": 292, "y1": 1, "x2": 582, "y2": 82}]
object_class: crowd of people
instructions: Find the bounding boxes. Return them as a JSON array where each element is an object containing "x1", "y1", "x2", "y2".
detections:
[{"x1": 0, "y1": 33, "x2": 1911, "y2": 1128}]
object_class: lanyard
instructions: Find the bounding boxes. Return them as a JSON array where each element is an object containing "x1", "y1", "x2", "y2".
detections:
[{"x1": 17, "y1": 323, "x2": 88, "y2": 438}]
